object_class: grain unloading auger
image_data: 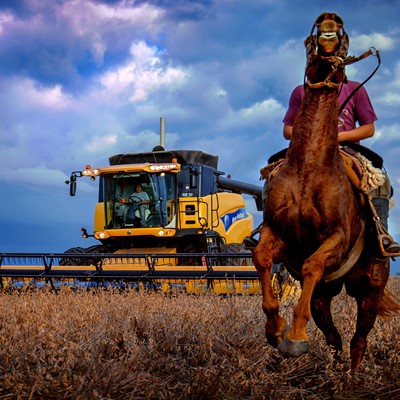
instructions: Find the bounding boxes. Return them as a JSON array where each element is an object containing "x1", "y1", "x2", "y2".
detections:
[{"x1": 0, "y1": 145, "x2": 298, "y2": 297}]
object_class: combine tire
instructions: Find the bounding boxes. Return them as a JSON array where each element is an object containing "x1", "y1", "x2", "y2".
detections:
[
  {"x1": 59, "y1": 245, "x2": 112, "y2": 266},
  {"x1": 59, "y1": 247, "x2": 88, "y2": 266},
  {"x1": 220, "y1": 243, "x2": 251, "y2": 266}
]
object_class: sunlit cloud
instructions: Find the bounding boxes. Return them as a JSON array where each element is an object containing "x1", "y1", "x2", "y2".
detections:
[
  {"x1": 240, "y1": 98, "x2": 284, "y2": 119},
  {"x1": 0, "y1": 11, "x2": 13, "y2": 34},
  {"x1": 0, "y1": 164, "x2": 70, "y2": 189},
  {"x1": 57, "y1": 0, "x2": 165, "y2": 66},
  {"x1": 377, "y1": 92, "x2": 400, "y2": 106},
  {"x1": 99, "y1": 41, "x2": 188, "y2": 102},
  {"x1": 350, "y1": 32, "x2": 395, "y2": 52},
  {"x1": 85, "y1": 134, "x2": 118, "y2": 152}
]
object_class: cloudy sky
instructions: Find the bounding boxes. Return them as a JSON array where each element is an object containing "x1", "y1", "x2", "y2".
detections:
[{"x1": 1, "y1": 0, "x2": 400, "y2": 274}]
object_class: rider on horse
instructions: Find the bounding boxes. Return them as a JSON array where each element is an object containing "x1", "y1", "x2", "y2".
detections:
[
  {"x1": 251, "y1": 12, "x2": 400, "y2": 371},
  {"x1": 245, "y1": 13, "x2": 400, "y2": 257}
]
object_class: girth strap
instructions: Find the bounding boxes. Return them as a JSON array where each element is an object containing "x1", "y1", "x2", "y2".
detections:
[{"x1": 323, "y1": 221, "x2": 365, "y2": 282}]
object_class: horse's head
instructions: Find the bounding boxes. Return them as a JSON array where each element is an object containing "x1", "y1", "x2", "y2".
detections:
[
  {"x1": 305, "y1": 12, "x2": 349, "y2": 58},
  {"x1": 304, "y1": 12, "x2": 349, "y2": 88}
]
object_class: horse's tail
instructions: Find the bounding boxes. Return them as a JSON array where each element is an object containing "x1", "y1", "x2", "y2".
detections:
[{"x1": 378, "y1": 288, "x2": 400, "y2": 317}]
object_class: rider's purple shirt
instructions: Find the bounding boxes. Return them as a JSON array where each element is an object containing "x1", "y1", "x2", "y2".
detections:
[{"x1": 283, "y1": 81, "x2": 377, "y2": 137}]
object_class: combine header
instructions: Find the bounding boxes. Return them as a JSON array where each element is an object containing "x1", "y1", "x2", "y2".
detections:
[{"x1": 0, "y1": 251, "x2": 259, "y2": 294}]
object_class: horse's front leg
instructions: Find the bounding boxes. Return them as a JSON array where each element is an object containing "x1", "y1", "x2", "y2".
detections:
[
  {"x1": 279, "y1": 233, "x2": 344, "y2": 357},
  {"x1": 253, "y1": 224, "x2": 287, "y2": 348}
]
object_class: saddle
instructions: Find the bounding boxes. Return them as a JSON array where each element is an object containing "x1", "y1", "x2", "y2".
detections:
[
  {"x1": 261, "y1": 146, "x2": 396, "y2": 258},
  {"x1": 264, "y1": 145, "x2": 385, "y2": 195}
]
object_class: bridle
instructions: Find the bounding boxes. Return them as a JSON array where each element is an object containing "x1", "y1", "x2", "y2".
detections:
[
  {"x1": 303, "y1": 12, "x2": 381, "y2": 108},
  {"x1": 306, "y1": 55, "x2": 347, "y2": 89}
]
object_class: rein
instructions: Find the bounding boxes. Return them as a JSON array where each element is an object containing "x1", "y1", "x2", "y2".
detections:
[
  {"x1": 305, "y1": 47, "x2": 381, "y2": 99},
  {"x1": 339, "y1": 47, "x2": 381, "y2": 113}
]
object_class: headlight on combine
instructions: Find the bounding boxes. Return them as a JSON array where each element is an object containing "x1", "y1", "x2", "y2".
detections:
[
  {"x1": 82, "y1": 166, "x2": 101, "y2": 177},
  {"x1": 94, "y1": 231, "x2": 109, "y2": 240}
]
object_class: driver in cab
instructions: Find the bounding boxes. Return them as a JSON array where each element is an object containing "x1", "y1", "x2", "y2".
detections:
[{"x1": 121, "y1": 184, "x2": 150, "y2": 226}]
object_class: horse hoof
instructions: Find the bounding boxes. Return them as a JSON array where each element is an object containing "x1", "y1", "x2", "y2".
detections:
[
  {"x1": 266, "y1": 324, "x2": 289, "y2": 348},
  {"x1": 278, "y1": 338, "x2": 309, "y2": 357}
]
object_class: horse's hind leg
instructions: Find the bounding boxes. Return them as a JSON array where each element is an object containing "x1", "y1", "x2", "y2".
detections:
[
  {"x1": 253, "y1": 225, "x2": 287, "y2": 348},
  {"x1": 311, "y1": 280, "x2": 344, "y2": 355},
  {"x1": 346, "y1": 259, "x2": 390, "y2": 370}
]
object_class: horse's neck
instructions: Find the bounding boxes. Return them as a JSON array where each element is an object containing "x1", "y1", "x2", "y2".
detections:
[{"x1": 288, "y1": 89, "x2": 340, "y2": 169}]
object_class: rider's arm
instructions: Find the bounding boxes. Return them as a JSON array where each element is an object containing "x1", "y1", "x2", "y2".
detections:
[
  {"x1": 283, "y1": 122, "x2": 375, "y2": 142},
  {"x1": 282, "y1": 86, "x2": 303, "y2": 140},
  {"x1": 337, "y1": 122, "x2": 375, "y2": 142},
  {"x1": 283, "y1": 124, "x2": 293, "y2": 140}
]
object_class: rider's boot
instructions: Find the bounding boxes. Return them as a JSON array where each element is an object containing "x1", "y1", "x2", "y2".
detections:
[{"x1": 372, "y1": 196, "x2": 400, "y2": 256}]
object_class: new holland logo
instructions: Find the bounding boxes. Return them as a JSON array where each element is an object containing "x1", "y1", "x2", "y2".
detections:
[{"x1": 221, "y1": 208, "x2": 248, "y2": 231}]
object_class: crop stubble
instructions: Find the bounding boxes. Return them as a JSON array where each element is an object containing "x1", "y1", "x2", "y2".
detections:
[{"x1": 0, "y1": 278, "x2": 399, "y2": 399}]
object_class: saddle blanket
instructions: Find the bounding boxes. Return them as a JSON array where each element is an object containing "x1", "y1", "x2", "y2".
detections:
[{"x1": 261, "y1": 147, "x2": 386, "y2": 194}]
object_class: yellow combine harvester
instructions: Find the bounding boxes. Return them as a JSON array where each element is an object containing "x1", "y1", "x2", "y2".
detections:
[
  {"x1": 0, "y1": 144, "x2": 298, "y2": 298},
  {"x1": 68, "y1": 148, "x2": 262, "y2": 257}
]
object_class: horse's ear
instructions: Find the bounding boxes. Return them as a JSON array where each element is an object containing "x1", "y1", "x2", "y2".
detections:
[
  {"x1": 337, "y1": 31, "x2": 349, "y2": 59},
  {"x1": 304, "y1": 34, "x2": 318, "y2": 58}
]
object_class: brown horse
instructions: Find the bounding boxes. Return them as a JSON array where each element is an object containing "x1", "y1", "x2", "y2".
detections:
[{"x1": 253, "y1": 13, "x2": 398, "y2": 371}]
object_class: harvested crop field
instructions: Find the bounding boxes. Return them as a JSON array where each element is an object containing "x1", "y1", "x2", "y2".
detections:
[{"x1": 0, "y1": 278, "x2": 399, "y2": 400}]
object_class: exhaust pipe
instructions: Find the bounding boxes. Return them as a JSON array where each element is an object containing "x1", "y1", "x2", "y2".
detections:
[
  {"x1": 152, "y1": 117, "x2": 166, "y2": 152},
  {"x1": 160, "y1": 117, "x2": 166, "y2": 148}
]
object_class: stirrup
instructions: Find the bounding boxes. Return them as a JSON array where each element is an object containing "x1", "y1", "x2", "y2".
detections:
[
  {"x1": 243, "y1": 224, "x2": 263, "y2": 249},
  {"x1": 378, "y1": 233, "x2": 400, "y2": 258},
  {"x1": 366, "y1": 193, "x2": 400, "y2": 258},
  {"x1": 243, "y1": 236, "x2": 259, "y2": 249}
]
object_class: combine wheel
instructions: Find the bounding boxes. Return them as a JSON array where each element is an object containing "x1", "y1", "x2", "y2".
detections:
[
  {"x1": 59, "y1": 247, "x2": 87, "y2": 266},
  {"x1": 60, "y1": 245, "x2": 114, "y2": 267},
  {"x1": 178, "y1": 241, "x2": 207, "y2": 266},
  {"x1": 220, "y1": 243, "x2": 251, "y2": 266},
  {"x1": 84, "y1": 244, "x2": 113, "y2": 255},
  {"x1": 84, "y1": 245, "x2": 114, "y2": 268}
]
